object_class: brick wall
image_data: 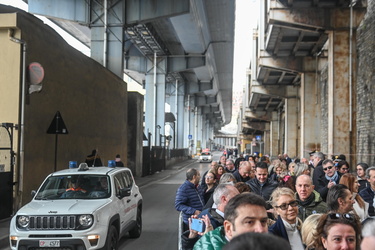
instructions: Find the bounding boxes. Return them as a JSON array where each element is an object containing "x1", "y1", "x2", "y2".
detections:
[{"x1": 356, "y1": 0, "x2": 375, "y2": 165}]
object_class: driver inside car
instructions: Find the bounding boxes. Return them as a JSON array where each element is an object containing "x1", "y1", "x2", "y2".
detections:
[{"x1": 61, "y1": 177, "x2": 87, "y2": 198}]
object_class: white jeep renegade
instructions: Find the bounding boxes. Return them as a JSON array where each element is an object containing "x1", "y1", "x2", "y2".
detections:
[{"x1": 9, "y1": 163, "x2": 143, "y2": 250}]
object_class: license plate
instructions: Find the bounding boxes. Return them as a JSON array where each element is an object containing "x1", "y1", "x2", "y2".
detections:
[{"x1": 39, "y1": 240, "x2": 60, "y2": 247}]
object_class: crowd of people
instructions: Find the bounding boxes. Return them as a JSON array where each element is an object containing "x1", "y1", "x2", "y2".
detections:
[{"x1": 175, "y1": 152, "x2": 375, "y2": 250}]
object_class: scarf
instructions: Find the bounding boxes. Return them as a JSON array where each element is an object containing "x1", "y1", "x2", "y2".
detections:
[
  {"x1": 299, "y1": 192, "x2": 315, "y2": 207},
  {"x1": 325, "y1": 171, "x2": 339, "y2": 183}
]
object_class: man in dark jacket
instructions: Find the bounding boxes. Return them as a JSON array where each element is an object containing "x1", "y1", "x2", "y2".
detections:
[
  {"x1": 246, "y1": 161, "x2": 278, "y2": 209},
  {"x1": 359, "y1": 166, "x2": 375, "y2": 216},
  {"x1": 314, "y1": 159, "x2": 342, "y2": 201},
  {"x1": 312, "y1": 151, "x2": 325, "y2": 186},
  {"x1": 295, "y1": 175, "x2": 327, "y2": 221},
  {"x1": 175, "y1": 168, "x2": 205, "y2": 229},
  {"x1": 232, "y1": 161, "x2": 252, "y2": 183}
]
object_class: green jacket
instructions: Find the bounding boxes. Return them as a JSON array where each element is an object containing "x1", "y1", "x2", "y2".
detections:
[
  {"x1": 296, "y1": 190, "x2": 327, "y2": 221},
  {"x1": 193, "y1": 226, "x2": 228, "y2": 250}
]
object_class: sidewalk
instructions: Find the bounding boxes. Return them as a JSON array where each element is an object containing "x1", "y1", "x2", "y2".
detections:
[{"x1": 0, "y1": 158, "x2": 196, "y2": 250}]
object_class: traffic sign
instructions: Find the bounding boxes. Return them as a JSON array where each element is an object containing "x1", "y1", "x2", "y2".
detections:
[{"x1": 188, "y1": 134, "x2": 192, "y2": 139}]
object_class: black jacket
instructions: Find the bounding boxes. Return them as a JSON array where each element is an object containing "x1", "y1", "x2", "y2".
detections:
[
  {"x1": 246, "y1": 178, "x2": 278, "y2": 209},
  {"x1": 314, "y1": 172, "x2": 342, "y2": 202},
  {"x1": 233, "y1": 170, "x2": 250, "y2": 183},
  {"x1": 359, "y1": 186, "x2": 375, "y2": 216},
  {"x1": 312, "y1": 160, "x2": 324, "y2": 187}
]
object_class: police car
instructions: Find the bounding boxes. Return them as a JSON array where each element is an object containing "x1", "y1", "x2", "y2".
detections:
[{"x1": 9, "y1": 163, "x2": 142, "y2": 249}]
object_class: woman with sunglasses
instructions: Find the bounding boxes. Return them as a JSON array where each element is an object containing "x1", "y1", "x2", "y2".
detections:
[
  {"x1": 269, "y1": 187, "x2": 304, "y2": 250},
  {"x1": 339, "y1": 173, "x2": 369, "y2": 222},
  {"x1": 315, "y1": 213, "x2": 361, "y2": 250}
]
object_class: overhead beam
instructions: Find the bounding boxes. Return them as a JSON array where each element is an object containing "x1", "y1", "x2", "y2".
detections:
[
  {"x1": 125, "y1": 0, "x2": 190, "y2": 24},
  {"x1": 244, "y1": 109, "x2": 273, "y2": 122},
  {"x1": 167, "y1": 55, "x2": 206, "y2": 72}
]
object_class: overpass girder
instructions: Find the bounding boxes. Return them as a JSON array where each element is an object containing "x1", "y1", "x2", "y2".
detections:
[
  {"x1": 258, "y1": 51, "x2": 304, "y2": 72},
  {"x1": 195, "y1": 95, "x2": 217, "y2": 106},
  {"x1": 241, "y1": 120, "x2": 268, "y2": 131},
  {"x1": 187, "y1": 80, "x2": 213, "y2": 94},
  {"x1": 244, "y1": 109, "x2": 273, "y2": 122}
]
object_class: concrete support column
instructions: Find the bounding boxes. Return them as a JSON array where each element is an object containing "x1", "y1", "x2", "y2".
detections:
[
  {"x1": 270, "y1": 111, "x2": 279, "y2": 157},
  {"x1": 264, "y1": 123, "x2": 270, "y2": 155},
  {"x1": 177, "y1": 90, "x2": 185, "y2": 149},
  {"x1": 145, "y1": 57, "x2": 166, "y2": 146},
  {"x1": 300, "y1": 71, "x2": 321, "y2": 158},
  {"x1": 327, "y1": 29, "x2": 351, "y2": 157},
  {"x1": 284, "y1": 87, "x2": 299, "y2": 157}
]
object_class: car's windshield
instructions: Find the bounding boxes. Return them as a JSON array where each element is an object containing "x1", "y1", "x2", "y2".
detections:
[
  {"x1": 34, "y1": 174, "x2": 111, "y2": 200},
  {"x1": 201, "y1": 152, "x2": 211, "y2": 156}
]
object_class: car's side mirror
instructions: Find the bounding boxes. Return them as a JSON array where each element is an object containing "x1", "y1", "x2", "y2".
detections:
[
  {"x1": 118, "y1": 187, "x2": 131, "y2": 198},
  {"x1": 31, "y1": 190, "x2": 37, "y2": 198}
]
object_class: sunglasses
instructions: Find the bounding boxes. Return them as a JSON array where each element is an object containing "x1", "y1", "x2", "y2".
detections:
[
  {"x1": 327, "y1": 213, "x2": 355, "y2": 221},
  {"x1": 323, "y1": 165, "x2": 334, "y2": 171},
  {"x1": 275, "y1": 200, "x2": 299, "y2": 210}
]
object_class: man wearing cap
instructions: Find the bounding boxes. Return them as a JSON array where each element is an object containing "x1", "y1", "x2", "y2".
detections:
[{"x1": 314, "y1": 159, "x2": 342, "y2": 201}]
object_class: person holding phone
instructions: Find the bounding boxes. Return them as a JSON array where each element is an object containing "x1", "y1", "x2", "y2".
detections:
[
  {"x1": 193, "y1": 193, "x2": 269, "y2": 250},
  {"x1": 181, "y1": 183, "x2": 239, "y2": 250},
  {"x1": 175, "y1": 168, "x2": 205, "y2": 230}
]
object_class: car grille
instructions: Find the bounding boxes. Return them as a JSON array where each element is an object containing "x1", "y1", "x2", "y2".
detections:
[{"x1": 28, "y1": 216, "x2": 76, "y2": 230}]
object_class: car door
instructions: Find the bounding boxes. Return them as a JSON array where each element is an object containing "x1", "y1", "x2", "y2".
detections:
[
  {"x1": 113, "y1": 172, "x2": 132, "y2": 232},
  {"x1": 121, "y1": 170, "x2": 137, "y2": 220}
]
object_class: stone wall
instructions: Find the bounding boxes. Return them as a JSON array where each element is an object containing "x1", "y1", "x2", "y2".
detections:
[
  {"x1": 356, "y1": 0, "x2": 375, "y2": 165},
  {"x1": 0, "y1": 6, "x2": 130, "y2": 207}
]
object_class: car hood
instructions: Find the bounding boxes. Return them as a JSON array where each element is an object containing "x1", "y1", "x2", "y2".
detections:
[{"x1": 16, "y1": 199, "x2": 111, "y2": 215}]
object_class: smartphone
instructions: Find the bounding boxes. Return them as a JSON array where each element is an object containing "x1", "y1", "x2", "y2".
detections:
[{"x1": 191, "y1": 218, "x2": 205, "y2": 233}]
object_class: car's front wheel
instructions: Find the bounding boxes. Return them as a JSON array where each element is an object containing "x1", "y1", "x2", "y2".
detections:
[
  {"x1": 129, "y1": 207, "x2": 142, "y2": 238},
  {"x1": 103, "y1": 225, "x2": 118, "y2": 250}
]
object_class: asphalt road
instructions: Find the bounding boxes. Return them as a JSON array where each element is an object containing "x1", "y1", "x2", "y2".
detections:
[
  {"x1": 118, "y1": 152, "x2": 223, "y2": 250},
  {"x1": 0, "y1": 151, "x2": 224, "y2": 250}
]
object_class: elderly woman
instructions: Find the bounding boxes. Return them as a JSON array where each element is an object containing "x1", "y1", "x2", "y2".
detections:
[
  {"x1": 315, "y1": 213, "x2": 361, "y2": 250},
  {"x1": 269, "y1": 187, "x2": 304, "y2": 250},
  {"x1": 339, "y1": 173, "x2": 369, "y2": 221},
  {"x1": 294, "y1": 163, "x2": 311, "y2": 177}
]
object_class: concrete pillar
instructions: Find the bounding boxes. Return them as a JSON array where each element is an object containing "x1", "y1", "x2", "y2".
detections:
[
  {"x1": 145, "y1": 57, "x2": 166, "y2": 146},
  {"x1": 284, "y1": 86, "x2": 299, "y2": 157},
  {"x1": 270, "y1": 111, "x2": 279, "y2": 157},
  {"x1": 327, "y1": 29, "x2": 351, "y2": 157},
  {"x1": 177, "y1": 90, "x2": 185, "y2": 149},
  {"x1": 264, "y1": 123, "x2": 270, "y2": 155},
  {"x1": 300, "y1": 71, "x2": 321, "y2": 158}
]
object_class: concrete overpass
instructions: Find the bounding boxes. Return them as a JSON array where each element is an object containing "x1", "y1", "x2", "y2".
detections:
[{"x1": 25, "y1": 0, "x2": 235, "y2": 152}]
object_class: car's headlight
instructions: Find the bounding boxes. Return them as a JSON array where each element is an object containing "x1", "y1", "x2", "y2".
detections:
[
  {"x1": 17, "y1": 215, "x2": 30, "y2": 228},
  {"x1": 78, "y1": 215, "x2": 94, "y2": 228}
]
